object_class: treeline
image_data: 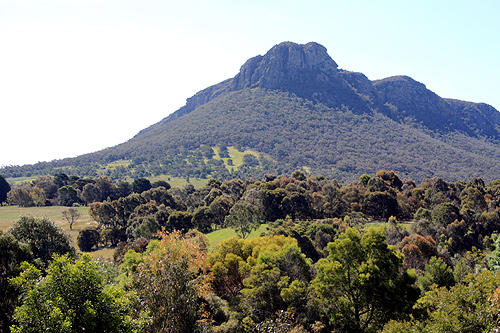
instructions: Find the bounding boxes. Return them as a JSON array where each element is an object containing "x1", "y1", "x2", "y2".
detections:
[{"x1": 3, "y1": 170, "x2": 500, "y2": 331}]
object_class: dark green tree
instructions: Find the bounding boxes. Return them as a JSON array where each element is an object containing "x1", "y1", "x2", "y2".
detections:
[
  {"x1": 313, "y1": 227, "x2": 419, "y2": 332},
  {"x1": 362, "y1": 191, "x2": 399, "y2": 220},
  {"x1": 0, "y1": 230, "x2": 32, "y2": 332},
  {"x1": 167, "y1": 211, "x2": 194, "y2": 231},
  {"x1": 151, "y1": 180, "x2": 171, "y2": 190},
  {"x1": 432, "y1": 202, "x2": 460, "y2": 227},
  {"x1": 132, "y1": 177, "x2": 152, "y2": 194},
  {"x1": 418, "y1": 256, "x2": 455, "y2": 292},
  {"x1": 77, "y1": 227, "x2": 101, "y2": 252},
  {"x1": 0, "y1": 175, "x2": 10, "y2": 205},
  {"x1": 242, "y1": 154, "x2": 259, "y2": 166},
  {"x1": 79, "y1": 183, "x2": 101, "y2": 204},
  {"x1": 8, "y1": 215, "x2": 75, "y2": 268},
  {"x1": 57, "y1": 185, "x2": 79, "y2": 206}
]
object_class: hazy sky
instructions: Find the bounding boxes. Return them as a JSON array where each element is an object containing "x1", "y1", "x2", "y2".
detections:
[{"x1": 1, "y1": 0, "x2": 499, "y2": 167}]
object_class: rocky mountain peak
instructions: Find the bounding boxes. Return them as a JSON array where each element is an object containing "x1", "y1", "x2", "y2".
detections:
[
  {"x1": 156, "y1": 41, "x2": 500, "y2": 141},
  {"x1": 233, "y1": 41, "x2": 339, "y2": 90}
]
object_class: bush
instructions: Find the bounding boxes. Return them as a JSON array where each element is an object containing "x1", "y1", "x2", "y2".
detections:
[{"x1": 77, "y1": 227, "x2": 100, "y2": 252}]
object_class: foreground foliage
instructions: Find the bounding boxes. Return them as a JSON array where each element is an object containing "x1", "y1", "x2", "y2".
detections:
[
  {"x1": 5, "y1": 169, "x2": 500, "y2": 331},
  {"x1": 131, "y1": 230, "x2": 210, "y2": 333},
  {"x1": 383, "y1": 270, "x2": 500, "y2": 333},
  {"x1": 313, "y1": 227, "x2": 419, "y2": 332},
  {"x1": 10, "y1": 254, "x2": 143, "y2": 333}
]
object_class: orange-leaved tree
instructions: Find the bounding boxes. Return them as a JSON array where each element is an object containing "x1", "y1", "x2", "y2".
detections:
[{"x1": 131, "y1": 230, "x2": 210, "y2": 333}]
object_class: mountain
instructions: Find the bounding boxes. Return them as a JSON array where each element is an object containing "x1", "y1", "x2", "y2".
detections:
[{"x1": 4, "y1": 41, "x2": 500, "y2": 183}]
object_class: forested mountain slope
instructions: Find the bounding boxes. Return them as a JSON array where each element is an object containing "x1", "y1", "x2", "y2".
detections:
[
  {"x1": 93, "y1": 88, "x2": 500, "y2": 183},
  {"x1": 3, "y1": 41, "x2": 500, "y2": 183}
]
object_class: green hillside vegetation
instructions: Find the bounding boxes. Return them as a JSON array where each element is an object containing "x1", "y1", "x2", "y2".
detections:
[
  {"x1": 4, "y1": 87, "x2": 500, "y2": 184},
  {"x1": 5, "y1": 145, "x2": 264, "y2": 188}
]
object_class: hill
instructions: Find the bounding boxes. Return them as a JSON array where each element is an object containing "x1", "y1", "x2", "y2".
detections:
[{"x1": 3, "y1": 41, "x2": 500, "y2": 183}]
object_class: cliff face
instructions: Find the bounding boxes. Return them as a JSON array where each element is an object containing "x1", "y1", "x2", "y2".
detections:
[
  {"x1": 373, "y1": 76, "x2": 500, "y2": 138},
  {"x1": 232, "y1": 42, "x2": 339, "y2": 90}
]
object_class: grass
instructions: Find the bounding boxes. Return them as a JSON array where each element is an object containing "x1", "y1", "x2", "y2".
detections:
[
  {"x1": 205, "y1": 224, "x2": 269, "y2": 245},
  {"x1": 6, "y1": 176, "x2": 37, "y2": 185},
  {"x1": 364, "y1": 221, "x2": 413, "y2": 231},
  {"x1": 147, "y1": 175, "x2": 209, "y2": 189}
]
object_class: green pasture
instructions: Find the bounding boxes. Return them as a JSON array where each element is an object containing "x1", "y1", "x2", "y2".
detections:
[
  {"x1": 205, "y1": 224, "x2": 269, "y2": 245},
  {"x1": 364, "y1": 221, "x2": 413, "y2": 231}
]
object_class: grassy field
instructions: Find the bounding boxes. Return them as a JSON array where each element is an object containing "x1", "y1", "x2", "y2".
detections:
[
  {"x1": 364, "y1": 221, "x2": 413, "y2": 231},
  {"x1": 0, "y1": 206, "x2": 114, "y2": 257},
  {"x1": 205, "y1": 224, "x2": 270, "y2": 245}
]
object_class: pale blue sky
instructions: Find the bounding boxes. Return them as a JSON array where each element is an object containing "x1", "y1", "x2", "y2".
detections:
[{"x1": 1, "y1": 0, "x2": 499, "y2": 166}]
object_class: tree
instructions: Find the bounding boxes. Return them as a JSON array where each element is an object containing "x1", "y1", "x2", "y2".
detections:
[
  {"x1": 8, "y1": 215, "x2": 75, "y2": 268},
  {"x1": 242, "y1": 154, "x2": 259, "y2": 166},
  {"x1": 29, "y1": 186, "x2": 46, "y2": 207},
  {"x1": 131, "y1": 230, "x2": 209, "y2": 332},
  {"x1": 362, "y1": 191, "x2": 399, "y2": 220},
  {"x1": 261, "y1": 188, "x2": 289, "y2": 221},
  {"x1": 241, "y1": 241, "x2": 312, "y2": 323},
  {"x1": 95, "y1": 176, "x2": 114, "y2": 201},
  {"x1": 167, "y1": 211, "x2": 194, "y2": 231},
  {"x1": 313, "y1": 227, "x2": 419, "y2": 332},
  {"x1": 7, "y1": 186, "x2": 31, "y2": 207},
  {"x1": 0, "y1": 230, "x2": 32, "y2": 332},
  {"x1": 114, "y1": 181, "x2": 133, "y2": 199},
  {"x1": 152, "y1": 180, "x2": 171, "y2": 190},
  {"x1": 488, "y1": 233, "x2": 500, "y2": 271},
  {"x1": 397, "y1": 234, "x2": 437, "y2": 271},
  {"x1": 432, "y1": 202, "x2": 460, "y2": 227},
  {"x1": 224, "y1": 202, "x2": 261, "y2": 239},
  {"x1": 418, "y1": 256, "x2": 455, "y2": 292},
  {"x1": 10, "y1": 254, "x2": 143, "y2": 332},
  {"x1": 132, "y1": 178, "x2": 152, "y2": 194},
  {"x1": 62, "y1": 207, "x2": 81, "y2": 230},
  {"x1": 359, "y1": 174, "x2": 371, "y2": 187},
  {"x1": 376, "y1": 170, "x2": 403, "y2": 190},
  {"x1": 384, "y1": 270, "x2": 500, "y2": 333},
  {"x1": 80, "y1": 183, "x2": 101, "y2": 204},
  {"x1": 57, "y1": 185, "x2": 79, "y2": 206},
  {"x1": 0, "y1": 175, "x2": 10, "y2": 205},
  {"x1": 77, "y1": 227, "x2": 101, "y2": 252},
  {"x1": 53, "y1": 172, "x2": 69, "y2": 188}
]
